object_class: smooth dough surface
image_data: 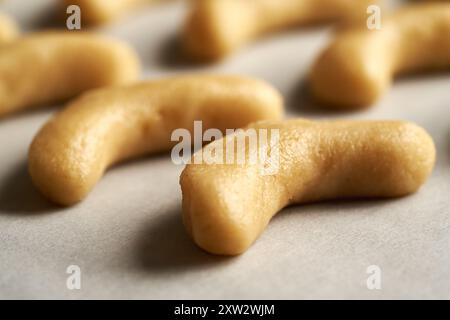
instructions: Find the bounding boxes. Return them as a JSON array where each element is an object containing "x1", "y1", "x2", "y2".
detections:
[
  {"x1": 0, "y1": 32, "x2": 140, "y2": 117},
  {"x1": 180, "y1": 119, "x2": 436, "y2": 255},
  {"x1": 29, "y1": 75, "x2": 283, "y2": 205},
  {"x1": 183, "y1": 0, "x2": 378, "y2": 61},
  {"x1": 310, "y1": 3, "x2": 450, "y2": 109}
]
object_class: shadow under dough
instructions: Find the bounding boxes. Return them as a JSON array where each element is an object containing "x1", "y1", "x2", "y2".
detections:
[
  {"x1": 0, "y1": 161, "x2": 58, "y2": 215},
  {"x1": 287, "y1": 68, "x2": 450, "y2": 116},
  {"x1": 134, "y1": 204, "x2": 233, "y2": 274},
  {"x1": 156, "y1": 33, "x2": 212, "y2": 70},
  {"x1": 133, "y1": 196, "x2": 409, "y2": 274},
  {"x1": 286, "y1": 78, "x2": 352, "y2": 117}
]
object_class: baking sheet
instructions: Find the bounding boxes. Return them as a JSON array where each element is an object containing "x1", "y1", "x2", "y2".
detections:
[{"x1": 0, "y1": 0, "x2": 449, "y2": 299}]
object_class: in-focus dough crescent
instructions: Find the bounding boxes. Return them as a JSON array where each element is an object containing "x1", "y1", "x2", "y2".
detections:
[{"x1": 181, "y1": 119, "x2": 436, "y2": 255}]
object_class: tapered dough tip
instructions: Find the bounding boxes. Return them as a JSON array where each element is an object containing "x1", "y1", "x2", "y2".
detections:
[
  {"x1": 183, "y1": 0, "x2": 237, "y2": 61},
  {"x1": 28, "y1": 137, "x2": 95, "y2": 206},
  {"x1": 310, "y1": 37, "x2": 389, "y2": 109},
  {"x1": 391, "y1": 121, "x2": 436, "y2": 193},
  {"x1": 180, "y1": 169, "x2": 255, "y2": 255}
]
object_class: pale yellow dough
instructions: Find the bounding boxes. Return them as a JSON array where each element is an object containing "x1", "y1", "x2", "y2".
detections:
[
  {"x1": 310, "y1": 3, "x2": 450, "y2": 109},
  {"x1": 63, "y1": 0, "x2": 154, "y2": 25},
  {"x1": 183, "y1": 0, "x2": 378, "y2": 61},
  {"x1": 0, "y1": 32, "x2": 140, "y2": 117},
  {"x1": 29, "y1": 75, "x2": 283, "y2": 206},
  {"x1": 180, "y1": 119, "x2": 436, "y2": 255},
  {"x1": 0, "y1": 13, "x2": 19, "y2": 44}
]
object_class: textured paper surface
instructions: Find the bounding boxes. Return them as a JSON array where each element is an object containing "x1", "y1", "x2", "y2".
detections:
[{"x1": 0, "y1": 0, "x2": 449, "y2": 299}]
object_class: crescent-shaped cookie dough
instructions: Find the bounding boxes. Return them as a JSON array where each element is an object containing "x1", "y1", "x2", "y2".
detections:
[
  {"x1": 29, "y1": 75, "x2": 284, "y2": 205},
  {"x1": 180, "y1": 119, "x2": 436, "y2": 255},
  {"x1": 183, "y1": 0, "x2": 377, "y2": 61},
  {"x1": 0, "y1": 32, "x2": 140, "y2": 117},
  {"x1": 310, "y1": 3, "x2": 450, "y2": 109},
  {"x1": 0, "y1": 13, "x2": 19, "y2": 44}
]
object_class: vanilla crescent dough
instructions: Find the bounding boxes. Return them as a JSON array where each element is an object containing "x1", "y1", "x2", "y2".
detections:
[
  {"x1": 183, "y1": 0, "x2": 378, "y2": 61},
  {"x1": 180, "y1": 119, "x2": 436, "y2": 255},
  {"x1": 29, "y1": 75, "x2": 284, "y2": 206},
  {"x1": 0, "y1": 32, "x2": 140, "y2": 117},
  {"x1": 310, "y1": 3, "x2": 450, "y2": 109}
]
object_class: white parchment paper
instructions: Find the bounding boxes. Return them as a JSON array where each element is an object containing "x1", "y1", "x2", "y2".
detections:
[{"x1": 0, "y1": 0, "x2": 448, "y2": 299}]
